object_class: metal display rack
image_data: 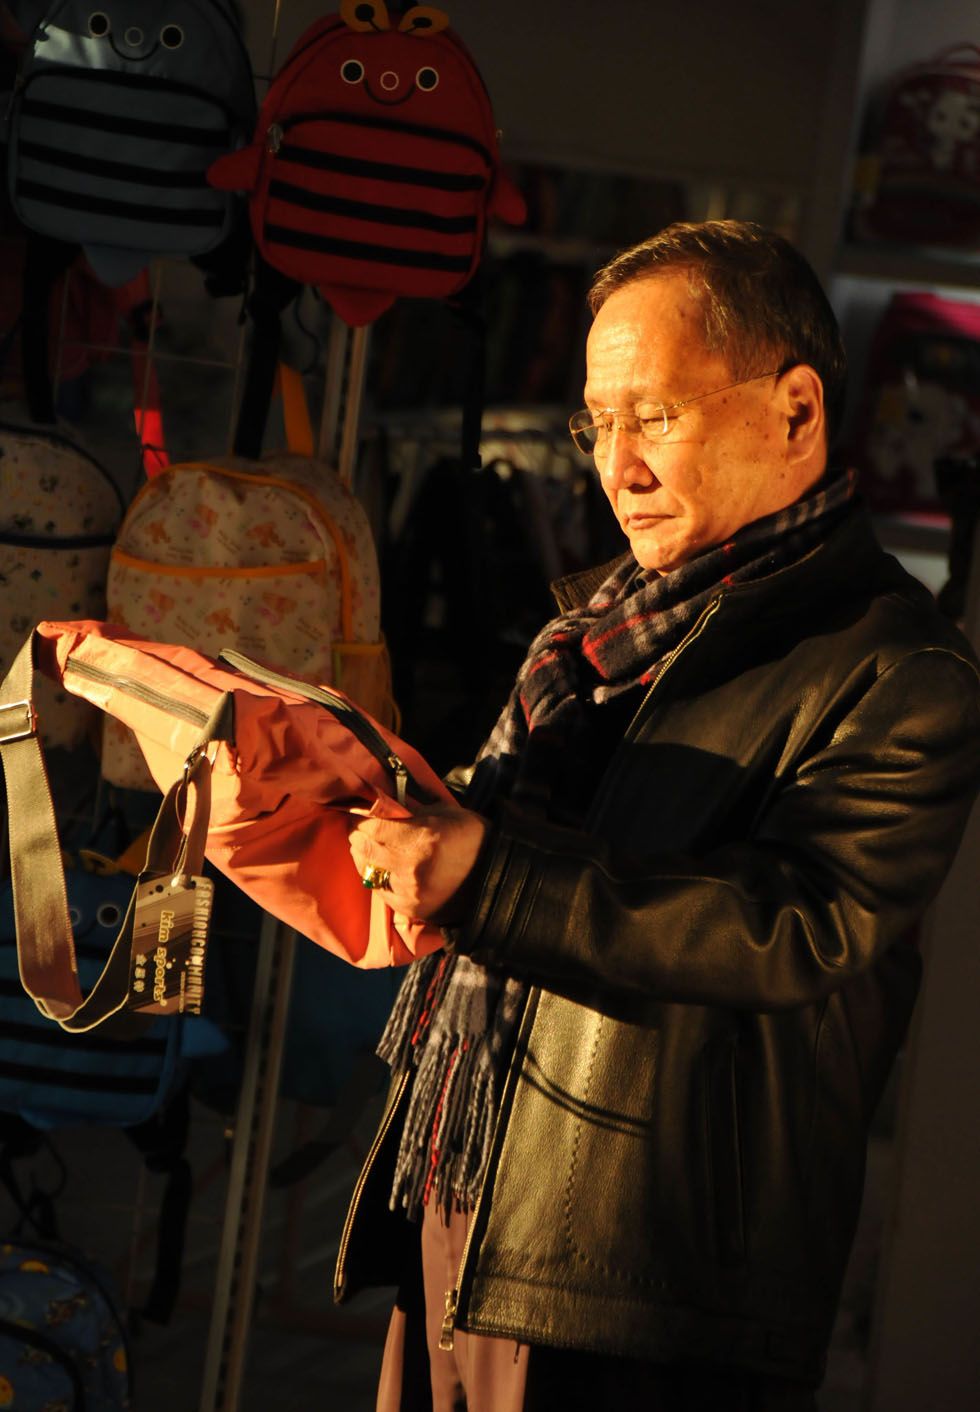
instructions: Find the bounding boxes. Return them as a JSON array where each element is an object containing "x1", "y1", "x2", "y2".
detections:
[{"x1": 32, "y1": 0, "x2": 379, "y2": 1396}]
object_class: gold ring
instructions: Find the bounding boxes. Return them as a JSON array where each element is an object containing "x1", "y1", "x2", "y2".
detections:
[{"x1": 361, "y1": 864, "x2": 392, "y2": 891}]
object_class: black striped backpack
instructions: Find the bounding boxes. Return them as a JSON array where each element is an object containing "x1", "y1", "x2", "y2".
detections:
[
  {"x1": 7, "y1": 0, "x2": 256, "y2": 286},
  {"x1": 6, "y1": 0, "x2": 256, "y2": 421}
]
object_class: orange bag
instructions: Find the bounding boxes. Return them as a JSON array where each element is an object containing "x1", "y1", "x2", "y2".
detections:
[{"x1": 0, "y1": 621, "x2": 448, "y2": 1032}]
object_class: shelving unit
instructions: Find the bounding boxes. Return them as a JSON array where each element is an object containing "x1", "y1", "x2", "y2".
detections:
[{"x1": 812, "y1": 4, "x2": 980, "y2": 1409}]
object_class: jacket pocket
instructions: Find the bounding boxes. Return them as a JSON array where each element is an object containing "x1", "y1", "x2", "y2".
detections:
[{"x1": 704, "y1": 1035, "x2": 746, "y2": 1267}]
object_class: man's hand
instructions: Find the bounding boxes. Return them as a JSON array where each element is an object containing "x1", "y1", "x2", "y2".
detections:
[{"x1": 348, "y1": 804, "x2": 488, "y2": 922}]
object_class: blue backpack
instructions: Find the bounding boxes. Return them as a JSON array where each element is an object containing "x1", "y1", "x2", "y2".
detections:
[{"x1": 0, "y1": 1239, "x2": 131, "y2": 1410}]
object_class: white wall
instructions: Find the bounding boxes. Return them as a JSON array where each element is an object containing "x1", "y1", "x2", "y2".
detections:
[{"x1": 241, "y1": 0, "x2": 839, "y2": 186}]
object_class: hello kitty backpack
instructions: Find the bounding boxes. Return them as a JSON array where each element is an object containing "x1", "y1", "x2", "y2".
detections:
[{"x1": 852, "y1": 43, "x2": 980, "y2": 247}]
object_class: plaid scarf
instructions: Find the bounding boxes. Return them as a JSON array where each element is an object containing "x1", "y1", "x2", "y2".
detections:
[{"x1": 379, "y1": 470, "x2": 857, "y2": 1220}]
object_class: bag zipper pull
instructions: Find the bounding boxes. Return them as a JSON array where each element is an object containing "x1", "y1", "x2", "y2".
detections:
[
  {"x1": 439, "y1": 1287, "x2": 458, "y2": 1351},
  {"x1": 266, "y1": 122, "x2": 282, "y2": 153},
  {"x1": 388, "y1": 755, "x2": 408, "y2": 806}
]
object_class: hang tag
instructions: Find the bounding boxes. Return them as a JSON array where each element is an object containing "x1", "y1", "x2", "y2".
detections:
[{"x1": 129, "y1": 871, "x2": 213, "y2": 1016}]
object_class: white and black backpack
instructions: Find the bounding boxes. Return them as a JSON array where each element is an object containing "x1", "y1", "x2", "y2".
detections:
[
  {"x1": 6, "y1": 0, "x2": 256, "y2": 285},
  {"x1": 6, "y1": 1, "x2": 257, "y2": 422}
]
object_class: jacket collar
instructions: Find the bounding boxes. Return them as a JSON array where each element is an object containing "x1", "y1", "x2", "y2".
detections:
[{"x1": 550, "y1": 505, "x2": 900, "y2": 626}]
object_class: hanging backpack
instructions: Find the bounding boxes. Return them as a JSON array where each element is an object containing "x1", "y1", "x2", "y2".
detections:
[
  {"x1": 101, "y1": 366, "x2": 394, "y2": 790},
  {"x1": 6, "y1": 0, "x2": 257, "y2": 287},
  {"x1": 851, "y1": 43, "x2": 980, "y2": 247},
  {"x1": 849, "y1": 291, "x2": 980, "y2": 513},
  {"x1": 7, "y1": 0, "x2": 257, "y2": 423},
  {"x1": 0, "y1": 1239, "x2": 131, "y2": 1410},
  {"x1": 0, "y1": 419, "x2": 123, "y2": 748},
  {"x1": 207, "y1": 0, "x2": 525, "y2": 327}
]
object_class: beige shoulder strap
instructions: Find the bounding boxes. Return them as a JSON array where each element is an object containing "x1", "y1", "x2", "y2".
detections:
[{"x1": 0, "y1": 630, "x2": 217, "y2": 1032}]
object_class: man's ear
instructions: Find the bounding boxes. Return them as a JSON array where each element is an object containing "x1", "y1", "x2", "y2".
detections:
[{"x1": 778, "y1": 364, "x2": 825, "y2": 462}]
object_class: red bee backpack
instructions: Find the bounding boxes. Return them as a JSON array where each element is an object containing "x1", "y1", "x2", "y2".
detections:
[{"x1": 207, "y1": 0, "x2": 526, "y2": 327}]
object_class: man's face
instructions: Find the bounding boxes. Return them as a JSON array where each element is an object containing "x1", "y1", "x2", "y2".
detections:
[{"x1": 584, "y1": 273, "x2": 794, "y2": 573}]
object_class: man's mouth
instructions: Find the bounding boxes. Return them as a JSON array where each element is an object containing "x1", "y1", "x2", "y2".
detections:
[{"x1": 625, "y1": 512, "x2": 669, "y2": 527}]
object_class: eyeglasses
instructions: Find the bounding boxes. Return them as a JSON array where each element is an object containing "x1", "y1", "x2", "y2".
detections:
[{"x1": 568, "y1": 371, "x2": 781, "y2": 458}]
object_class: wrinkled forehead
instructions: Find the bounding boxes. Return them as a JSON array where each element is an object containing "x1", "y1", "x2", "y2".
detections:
[{"x1": 584, "y1": 273, "x2": 726, "y2": 404}]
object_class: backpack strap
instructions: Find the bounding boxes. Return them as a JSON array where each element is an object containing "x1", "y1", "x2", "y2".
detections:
[
  {"x1": 233, "y1": 256, "x2": 303, "y2": 457},
  {"x1": 20, "y1": 233, "x2": 79, "y2": 425},
  {"x1": 0, "y1": 631, "x2": 222, "y2": 1032},
  {"x1": 279, "y1": 361, "x2": 314, "y2": 457}
]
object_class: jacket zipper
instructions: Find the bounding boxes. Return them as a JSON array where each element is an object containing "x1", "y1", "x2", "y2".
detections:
[
  {"x1": 217, "y1": 649, "x2": 420, "y2": 806},
  {"x1": 440, "y1": 596, "x2": 727, "y2": 1349},
  {"x1": 333, "y1": 1068, "x2": 411, "y2": 1300},
  {"x1": 588, "y1": 594, "x2": 726, "y2": 826},
  {"x1": 439, "y1": 989, "x2": 540, "y2": 1351},
  {"x1": 63, "y1": 657, "x2": 212, "y2": 729}
]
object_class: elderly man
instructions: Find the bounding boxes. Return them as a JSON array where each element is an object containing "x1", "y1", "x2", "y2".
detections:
[{"x1": 342, "y1": 220, "x2": 980, "y2": 1412}]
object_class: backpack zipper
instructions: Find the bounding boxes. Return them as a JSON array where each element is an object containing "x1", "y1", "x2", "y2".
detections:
[{"x1": 218, "y1": 648, "x2": 421, "y2": 806}]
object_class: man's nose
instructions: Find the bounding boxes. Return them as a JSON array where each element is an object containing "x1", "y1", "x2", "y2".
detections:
[{"x1": 601, "y1": 423, "x2": 656, "y2": 491}]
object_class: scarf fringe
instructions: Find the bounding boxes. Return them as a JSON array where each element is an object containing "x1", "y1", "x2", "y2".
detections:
[{"x1": 388, "y1": 1030, "x2": 499, "y2": 1220}]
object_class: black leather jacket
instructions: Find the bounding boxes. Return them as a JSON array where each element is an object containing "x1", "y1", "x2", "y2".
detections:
[{"x1": 335, "y1": 509, "x2": 980, "y2": 1385}]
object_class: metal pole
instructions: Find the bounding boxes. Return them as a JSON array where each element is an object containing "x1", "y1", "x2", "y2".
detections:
[
  {"x1": 198, "y1": 916, "x2": 297, "y2": 1412},
  {"x1": 317, "y1": 314, "x2": 350, "y2": 464},
  {"x1": 337, "y1": 325, "x2": 371, "y2": 490}
]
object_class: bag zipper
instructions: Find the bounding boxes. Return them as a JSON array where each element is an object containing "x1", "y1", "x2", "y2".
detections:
[
  {"x1": 62, "y1": 657, "x2": 212, "y2": 730},
  {"x1": 218, "y1": 648, "x2": 422, "y2": 806}
]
